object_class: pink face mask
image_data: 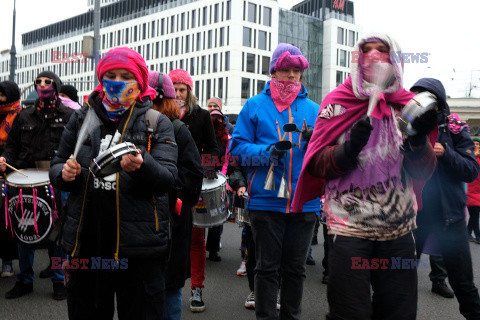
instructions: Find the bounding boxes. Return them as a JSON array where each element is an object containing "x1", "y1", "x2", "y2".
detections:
[
  {"x1": 175, "y1": 99, "x2": 188, "y2": 119},
  {"x1": 270, "y1": 78, "x2": 301, "y2": 113},
  {"x1": 362, "y1": 49, "x2": 393, "y2": 84}
]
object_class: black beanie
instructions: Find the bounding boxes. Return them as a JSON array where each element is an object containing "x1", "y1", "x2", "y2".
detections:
[
  {"x1": 36, "y1": 71, "x2": 62, "y2": 94},
  {"x1": 60, "y1": 84, "x2": 79, "y2": 102},
  {"x1": 0, "y1": 81, "x2": 21, "y2": 104}
]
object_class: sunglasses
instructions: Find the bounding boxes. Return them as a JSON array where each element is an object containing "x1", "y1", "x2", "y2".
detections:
[{"x1": 35, "y1": 79, "x2": 53, "y2": 85}]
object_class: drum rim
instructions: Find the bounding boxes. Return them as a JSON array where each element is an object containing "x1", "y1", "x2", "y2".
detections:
[
  {"x1": 6, "y1": 169, "x2": 50, "y2": 188},
  {"x1": 90, "y1": 142, "x2": 137, "y2": 177}
]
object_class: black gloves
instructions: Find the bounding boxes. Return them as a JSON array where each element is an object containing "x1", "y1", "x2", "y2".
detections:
[
  {"x1": 411, "y1": 108, "x2": 437, "y2": 136},
  {"x1": 344, "y1": 119, "x2": 374, "y2": 159},
  {"x1": 270, "y1": 145, "x2": 286, "y2": 165},
  {"x1": 203, "y1": 166, "x2": 218, "y2": 179},
  {"x1": 302, "y1": 127, "x2": 314, "y2": 142}
]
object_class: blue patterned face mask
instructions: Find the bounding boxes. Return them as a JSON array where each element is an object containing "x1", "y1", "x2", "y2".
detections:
[{"x1": 102, "y1": 79, "x2": 140, "y2": 121}]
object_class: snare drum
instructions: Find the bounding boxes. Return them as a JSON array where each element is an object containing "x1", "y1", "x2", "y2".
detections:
[
  {"x1": 399, "y1": 92, "x2": 437, "y2": 136},
  {"x1": 234, "y1": 192, "x2": 249, "y2": 226},
  {"x1": 90, "y1": 142, "x2": 138, "y2": 178},
  {"x1": 193, "y1": 173, "x2": 228, "y2": 228},
  {"x1": 3, "y1": 169, "x2": 57, "y2": 249}
]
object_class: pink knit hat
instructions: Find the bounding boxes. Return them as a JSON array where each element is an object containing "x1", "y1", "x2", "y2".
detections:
[
  {"x1": 148, "y1": 71, "x2": 176, "y2": 99},
  {"x1": 94, "y1": 47, "x2": 157, "y2": 101},
  {"x1": 168, "y1": 69, "x2": 193, "y2": 91}
]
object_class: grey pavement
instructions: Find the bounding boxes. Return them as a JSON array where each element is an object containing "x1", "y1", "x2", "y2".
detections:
[{"x1": 0, "y1": 222, "x2": 479, "y2": 319}]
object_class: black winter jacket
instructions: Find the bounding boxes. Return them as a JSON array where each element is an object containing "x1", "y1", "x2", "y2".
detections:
[
  {"x1": 412, "y1": 78, "x2": 480, "y2": 225},
  {"x1": 49, "y1": 92, "x2": 178, "y2": 260},
  {"x1": 2, "y1": 102, "x2": 73, "y2": 169},
  {"x1": 182, "y1": 104, "x2": 219, "y2": 161}
]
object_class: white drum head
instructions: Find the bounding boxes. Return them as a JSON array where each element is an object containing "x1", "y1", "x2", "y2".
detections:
[
  {"x1": 6, "y1": 169, "x2": 50, "y2": 187},
  {"x1": 202, "y1": 172, "x2": 226, "y2": 190}
]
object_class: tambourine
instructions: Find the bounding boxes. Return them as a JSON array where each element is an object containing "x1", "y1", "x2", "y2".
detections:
[
  {"x1": 89, "y1": 142, "x2": 138, "y2": 178},
  {"x1": 399, "y1": 92, "x2": 437, "y2": 136}
]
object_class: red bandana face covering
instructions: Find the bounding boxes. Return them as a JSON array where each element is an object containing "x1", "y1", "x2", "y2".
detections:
[{"x1": 270, "y1": 78, "x2": 301, "y2": 113}]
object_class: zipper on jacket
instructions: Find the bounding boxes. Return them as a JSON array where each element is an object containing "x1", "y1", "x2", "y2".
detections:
[
  {"x1": 71, "y1": 171, "x2": 91, "y2": 257},
  {"x1": 286, "y1": 109, "x2": 294, "y2": 213},
  {"x1": 152, "y1": 196, "x2": 160, "y2": 231}
]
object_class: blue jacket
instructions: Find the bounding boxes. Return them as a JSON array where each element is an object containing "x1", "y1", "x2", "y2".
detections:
[
  {"x1": 229, "y1": 81, "x2": 321, "y2": 213},
  {"x1": 411, "y1": 78, "x2": 479, "y2": 225}
]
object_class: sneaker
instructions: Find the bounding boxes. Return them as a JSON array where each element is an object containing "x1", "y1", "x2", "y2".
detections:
[
  {"x1": 53, "y1": 282, "x2": 67, "y2": 300},
  {"x1": 276, "y1": 294, "x2": 281, "y2": 310},
  {"x1": 1, "y1": 261, "x2": 14, "y2": 278},
  {"x1": 432, "y1": 280, "x2": 454, "y2": 298},
  {"x1": 322, "y1": 274, "x2": 329, "y2": 285},
  {"x1": 244, "y1": 291, "x2": 255, "y2": 309},
  {"x1": 237, "y1": 261, "x2": 247, "y2": 276},
  {"x1": 208, "y1": 251, "x2": 221, "y2": 262},
  {"x1": 39, "y1": 265, "x2": 53, "y2": 279},
  {"x1": 190, "y1": 287, "x2": 206, "y2": 312},
  {"x1": 5, "y1": 281, "x2": 33, "y2": 299},
  {"x1": 306, "y1": 254, "x2": 316, "y2": 266}
]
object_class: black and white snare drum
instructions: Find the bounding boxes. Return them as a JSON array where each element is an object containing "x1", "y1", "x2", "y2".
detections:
[
  {"x1": 90, "y1": 142, "x2": 138, "y2": 178},
  {"x1": 193, "y1": 173, "x2": 228, "y2": 228},
  {"x1": 3, "y1": 169, "x2": 57, "y2": 249}
]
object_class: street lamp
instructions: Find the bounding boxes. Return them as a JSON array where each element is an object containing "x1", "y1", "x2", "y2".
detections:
[{"x1": 9, "y1": 0, "x2": 17, "y2": 82}]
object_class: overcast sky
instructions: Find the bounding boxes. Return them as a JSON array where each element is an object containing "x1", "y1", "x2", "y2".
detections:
[{"x1": 0, "y1": 0, "x2": 479, "y2": 98}]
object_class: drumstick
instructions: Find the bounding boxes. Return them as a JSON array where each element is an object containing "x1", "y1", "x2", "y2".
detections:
[{"x1": 5, "y1": 162, "x2": 28, "y2": 178}]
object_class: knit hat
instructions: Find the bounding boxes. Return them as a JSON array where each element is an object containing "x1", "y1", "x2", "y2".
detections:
[
  {"x1": 269, "y1": 43, "x2": 309, "y2": 74},
  {"x1": 94, "y1": 47, "x2": 157, "y2": 101},
  {"x1": 168, "y1": 69, "x2": 193, "y2": 91},
  {"x1": 473, "y1": 137, "x2": 480, "y2": 143},
  {"x1": 60, "y1": 84, "x2": 79, "y2": 102},
  {"x1": 0, "y1": 81, "x2": 20, "y2": 104},
  {"x1": 148, "y1": 71, "x2": 176, "y2": 99},
  {"x1": 207, "y1": 97, "x2": 223, "y2": 110}
]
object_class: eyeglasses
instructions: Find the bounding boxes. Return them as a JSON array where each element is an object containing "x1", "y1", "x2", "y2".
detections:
[{"x1": 35, "y1": 79, "x2": 53, "y2": 85}]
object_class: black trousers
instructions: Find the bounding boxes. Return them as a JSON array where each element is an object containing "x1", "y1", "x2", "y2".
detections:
[
  {"x1": 206, "y1": 225, "x2": 223, "y2": 253},
  {"x1": 245, "y1": 224, "x2": 256, "y2": 292},
  {"x1": 322, "y1": 224, "x2": 329, "y2": 277},
  {"x1": 67, "y1": 258, "x2": 165, "y2": 320},
  {"x1": 468, "y1": 206, "x2": 480, "y2": 239},
  {"x1": 326, "y1": 233, "x2": 417, "y2": 320},
  {"x1": 415, "y1": 219, "x2": 480, "y2": 320}
]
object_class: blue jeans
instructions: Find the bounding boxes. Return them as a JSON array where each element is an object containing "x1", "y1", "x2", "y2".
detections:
[
  {"x1": 163, "y1": 288, "x2": 182, "y2": 320},
  {"x1": 17, "y1": 244, "x2": 67, "y2": 284},
  {"x1": 249, "y1": 211, "x2": 316, "y2": 320}
]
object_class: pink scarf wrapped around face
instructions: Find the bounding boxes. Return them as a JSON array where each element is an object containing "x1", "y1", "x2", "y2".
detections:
[
  {"x1": 291, "y1": 76, "x2": 417, "y2": 212},
  {"x1": 270, "y1": 78, "x2": 301, "y2": 113}
]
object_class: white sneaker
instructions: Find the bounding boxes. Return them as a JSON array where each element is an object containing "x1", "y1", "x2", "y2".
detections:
[
  {"x1": 1, "y1": 262, "x2": 14, "y2": 278},
  {"x1": 237, "y1": 261, "x2": 247, "y2": 276},
  {"x1": 276, "y1": 294, "x2": 281, "y2": 310},
  {"x1": 245, "y1": 291, "x2": 255, "y2": 309}
]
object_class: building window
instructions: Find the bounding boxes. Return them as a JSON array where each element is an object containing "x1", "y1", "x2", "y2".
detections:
[
  {"x1": 192, "y1": 10, "x2": 196, "y2": 28},
  {"x1": 206, "y1": 79, "x2": 211, "y2": 100},
  {"x1": 248, "y1": 3, "x2": 257, "y2": 23},
  {"x1": 337, "y1": 27, "x2": 344, "y2": 45},
  {"x1": 241, "y1": 78, "x2": 250, "y2": 99},
  {"x1": 258, "y1": 31, "x2": 267, "y2": 50},
  {"x1": 227, "y1": 1, "x2": 231, "y2": 20},
  {"x1": 257, "y1": 80, "x2": 265, "y2": 94},
  {"x1": 190, "y1": 57, "x2": 195, "y2": 76},
  {"x1": 197, "y1": 32, "x2": 201, "y2": 51},
  {"x1": 263, "y1": 7, "x2": 271, "y2": 26},
  {"x1": 243, "y1": 27, "x2": 251, "y2": 47},
  {"x1": 261, "y1": 56, "x2": 270, "y2": 75},
  {"x1": 246, "y1": 53, "x2": 255, "y2": 73},
  {"x1": 336, "y1": 71, "x2": 343, "y2": 86},
  {"x1": 208, "y1": 30, "x2": 212, "y2": 49},
  {"x1": 201, "y1": 55, "x2": 206, "y2": 74},
  {"x1": 186, "y1": 35, "x2": 190, "y2": 53},
  {"x1": 348, "y1": 30, "x2": 355, "y2": 47},
  {"x1": 134, "y1": 26, "x2": 138, "y2": 41},
  {"x1": 170, "y1": 16, "x2": 175, "y2": 33},
  {"x1": 151, "y1": 21, "x2": 155, "y2": 38},
  {"x1": 181, "y1": 13, "x2": 185, "y2": 31},
  {"x1": 142, "y1": 23, "x2": 146, "y2": 40},
  {"x1": 165, "y1": 40, "x2": 169, "y2": 57},
  {"x1": 339, "y1": 49, "x2": 346, "y2": 67},
  {"x1": 214, "y1": 3, "x2": 219, "y2": 23},
  {"x1": 203, "y1": 6, "x2": 208, "y2": 26},
  {"x1": 175, "y1": 37, "x2": 179, "y2": 55},
  {"x1": 213, "y1": 53, "x2": 218, "y2": 72},
  {"x1": 219, "y1": 27, "x2": 225, "y2": 46},
  {"x1": 161, "y1": 19, "x2": 165, "y2": 35},
  {"x1": 225, "y1": 51, "x2": 230, "y2": 71},
  {"x1": 218, "y1": 77, "x2": 223, "y2": 98}
]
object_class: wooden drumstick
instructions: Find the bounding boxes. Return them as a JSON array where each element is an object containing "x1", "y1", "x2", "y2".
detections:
[{"x1": 5, "y1": 162, "x2": 28, "y2": 178}]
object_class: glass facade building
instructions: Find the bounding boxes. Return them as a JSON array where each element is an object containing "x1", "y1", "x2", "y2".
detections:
[{"x1": 278, "y1": 9, "x2": 323, "y2": 104}]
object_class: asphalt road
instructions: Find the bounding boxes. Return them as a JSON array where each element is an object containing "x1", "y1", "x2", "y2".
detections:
[{"x1": 1, "y1": 222, "x2": 479, "y2": 319}]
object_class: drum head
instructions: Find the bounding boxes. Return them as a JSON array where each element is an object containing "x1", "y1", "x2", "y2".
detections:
[
  {"x1": 201, "y1": 172, "x2": 226, "y2": 191},
  {"x1": 6, "y1": 170, "x2": 50, "y2": 187},
  {"x1": 90, "y1": 142, "x2": 138, "y2": 178}
]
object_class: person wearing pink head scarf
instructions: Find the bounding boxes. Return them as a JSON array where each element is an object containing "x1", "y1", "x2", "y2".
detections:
[
  {"x1": 292, "y1": 34, "x2": 438, "y2": 319},
  {"x1": 49, "y1": 47, "x2": 178, "y2": 319}
]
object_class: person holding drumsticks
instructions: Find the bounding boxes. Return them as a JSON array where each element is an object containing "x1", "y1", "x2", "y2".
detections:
[
  {"x1": 50, "y1": 47, "x2": 177, "y2": 319},
  {"x1": 0, "y1": 71, "x2": 74, "y2": 300},
  {"x1": 229, "y1": 43, "x2": 320, "y2": 319},
  {"x1": 168, "y1": 68, "x2": 219, "y2": 313},
  {"x1": 0, "y1": 81, "x2": 23, "y2": 278}
]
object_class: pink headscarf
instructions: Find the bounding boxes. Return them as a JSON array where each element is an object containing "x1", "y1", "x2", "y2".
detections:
[{"x1": 94, "y1": 47, "x2": 157, "y2": 101}]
